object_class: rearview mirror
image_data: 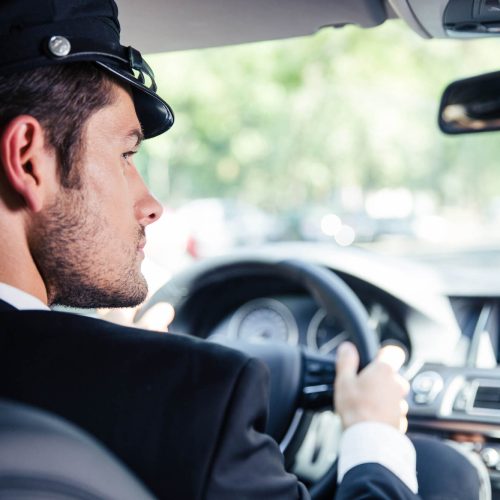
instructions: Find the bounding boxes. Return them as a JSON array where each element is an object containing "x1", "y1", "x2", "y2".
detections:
[{"x1": 439, "y1": 71, "x2": 500, "y2": 134}]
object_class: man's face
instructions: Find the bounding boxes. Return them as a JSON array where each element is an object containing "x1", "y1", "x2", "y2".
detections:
[{"x1": 30, "y1": 83, "x2": 163, "y2": 307}]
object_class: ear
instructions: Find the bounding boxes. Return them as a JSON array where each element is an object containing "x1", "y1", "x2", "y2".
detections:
[{"x1": 0, "y1": 115, "x2": 56, "y2": 213}]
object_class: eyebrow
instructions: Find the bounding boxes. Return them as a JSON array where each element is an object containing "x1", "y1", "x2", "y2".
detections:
[{"x1": 126, "y1": 129, "x2": 144, "y2": 148}]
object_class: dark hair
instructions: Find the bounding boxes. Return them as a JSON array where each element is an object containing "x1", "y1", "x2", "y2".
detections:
[{"x1": 0, "y1": 62, "x2": 115, "y2": 188}]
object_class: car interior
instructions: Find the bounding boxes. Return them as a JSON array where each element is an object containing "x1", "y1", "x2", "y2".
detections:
[{"x1": 5, "y1": 0, "x2": 500, "y2": 499}]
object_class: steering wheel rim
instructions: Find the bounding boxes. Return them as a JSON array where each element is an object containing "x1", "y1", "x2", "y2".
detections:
[
  {"x1": 137, "y1": 257, "x2": 380, "y2": 499},
  {"x1": 268, "y1": 259, "x2": 379, "y2": 499},
  {"x1": 275, "y1": 259, "x2": 379, "y2": 367}
]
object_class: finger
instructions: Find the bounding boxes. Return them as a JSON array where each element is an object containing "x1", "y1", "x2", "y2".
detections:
[
  {"x1": 396, "y1": 374, "x2": 410, "y2": 396},
  {"x1": 400, "y1": 398, "x2": 409, "y2": 416},
  {"x1": 336, "y1": 342, "x2": 359, "y2": 381},
  {"x1": 377, "y1": 344, "x2": 406, "y2": 372},
  {"x1": 400, "y1": 416, "x2": 408, "y2": 433},
  {"x1": 135, "y1": 302, "x2": 175, "y2": 332}
]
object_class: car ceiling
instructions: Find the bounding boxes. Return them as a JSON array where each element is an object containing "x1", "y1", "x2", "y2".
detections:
[{"x1": 116, "y1": 0, "x2": 462, "y2": 54}]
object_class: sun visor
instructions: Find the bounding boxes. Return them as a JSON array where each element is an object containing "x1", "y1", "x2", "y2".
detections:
[{"x1": 118, "y1": 0, "x2": 388, "y2": 53}]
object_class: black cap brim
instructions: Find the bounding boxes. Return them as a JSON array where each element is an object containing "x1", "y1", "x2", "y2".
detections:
[{"x1": 95, "y1": 61, "x2": 174, "y2": 139}]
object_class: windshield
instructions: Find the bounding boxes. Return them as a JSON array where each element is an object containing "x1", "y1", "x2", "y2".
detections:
[{"x1": 137, "y1": 21, "x2": 500, "y2": 287}]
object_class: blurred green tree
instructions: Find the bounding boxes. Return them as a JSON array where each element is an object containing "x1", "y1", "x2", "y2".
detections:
[{"x1": 138, "y1": 21, "x2": 500, "y2": 217}]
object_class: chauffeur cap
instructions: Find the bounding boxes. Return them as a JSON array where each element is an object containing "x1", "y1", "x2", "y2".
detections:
[{"x1": 0, "y1": 0, "x2": 174, "y2": 138}]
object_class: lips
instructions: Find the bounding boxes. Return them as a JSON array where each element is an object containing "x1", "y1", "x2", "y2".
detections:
[
  {"x1": 137, "y1": 227, "x2": 147, "y2": 255},
  {"x1": 137, "y1": 240, "x2": 146, "y2": 251}
]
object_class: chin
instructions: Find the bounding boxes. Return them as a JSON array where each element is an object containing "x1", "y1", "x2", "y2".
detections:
[{"x1": 51, "y1": 275, "x2": 149, "y2": 309}]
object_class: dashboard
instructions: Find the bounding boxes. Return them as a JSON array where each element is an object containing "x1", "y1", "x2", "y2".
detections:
[
  {"x1": 138, "y1": 243, "x2": 500, "y2": 490},
  {"x1": 148, "y1": 243, "x2": 468, "y2": 369}
]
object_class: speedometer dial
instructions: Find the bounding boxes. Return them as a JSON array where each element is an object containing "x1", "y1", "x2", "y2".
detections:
[
  {"x1": 307, "y1": 300, "x2": 409, "y2": 358},
  {"x1": 307, "y1": 309, "x2": 350, "y2": 356},
  {"x1": 229, "y1": 298, "x2": 299, "y2": 345}
]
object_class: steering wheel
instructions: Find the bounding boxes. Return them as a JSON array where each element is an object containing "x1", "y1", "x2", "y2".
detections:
[{"x1": 138, "y1": 258, "x2": 379, "y2": 499}]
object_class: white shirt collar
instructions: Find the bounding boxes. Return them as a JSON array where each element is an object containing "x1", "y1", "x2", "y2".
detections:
[{"x1": 0, "y1": 283, "x2": 50, "y2": 311}]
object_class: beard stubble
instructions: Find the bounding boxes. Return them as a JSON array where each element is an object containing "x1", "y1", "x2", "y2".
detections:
[{"x1": 29, "y1": 186, "x2": 148, "y2": 308}]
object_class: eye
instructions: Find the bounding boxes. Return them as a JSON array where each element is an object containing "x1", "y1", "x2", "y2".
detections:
[{"x1": 122, "y1": 150, "x2": 138, "y2": 163}]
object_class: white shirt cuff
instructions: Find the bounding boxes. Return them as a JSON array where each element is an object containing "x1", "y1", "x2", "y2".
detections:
[{"x1": 337, "y1": 422, "x2": 418, "y2": 494}]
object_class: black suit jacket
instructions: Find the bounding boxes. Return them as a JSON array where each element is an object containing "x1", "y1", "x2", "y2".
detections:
[{"x1": 0, "y1": 302, "x2": 418, "y2": 499}]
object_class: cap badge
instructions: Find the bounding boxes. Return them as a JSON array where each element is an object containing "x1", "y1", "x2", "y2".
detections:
[{"x1": 47, "y1": 36, "x2": 71, "y2": 57}]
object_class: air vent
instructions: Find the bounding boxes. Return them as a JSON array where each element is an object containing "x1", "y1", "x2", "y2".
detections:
[
  {"x1": 474, "y1": 385, "x2": 500, "y2": 410},
  {"x1": 468, "y1": 380, "x2": 500, "y2": 415}
]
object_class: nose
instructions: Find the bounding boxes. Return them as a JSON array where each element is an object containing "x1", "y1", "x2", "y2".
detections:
[
  {"x1": 133, "y1": 171, "x2": 164, "y2": 226},
  {"x1": 138, "y1": 191, "x2": 163, "y2": 226}
]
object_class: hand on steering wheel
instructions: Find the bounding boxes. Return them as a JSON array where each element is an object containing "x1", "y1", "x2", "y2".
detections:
[{"x1": 335, "y1": 341, "x2": 410, "y2": 432}]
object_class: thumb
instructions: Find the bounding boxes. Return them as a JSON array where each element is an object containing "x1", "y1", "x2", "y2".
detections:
[
  {"x1": 336, "y1": 342, "x2": 359, "y2": 381},
  {"x1": 377, "y1": 344, "x2": 406, "y2": 372}
]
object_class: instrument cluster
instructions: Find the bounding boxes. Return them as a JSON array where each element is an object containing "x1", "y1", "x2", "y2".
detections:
[{"x1": 221, "y1": 295, "x2": 410, "y2": 357}]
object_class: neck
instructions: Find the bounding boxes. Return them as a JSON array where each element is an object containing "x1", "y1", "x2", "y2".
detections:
[
  {"x1": 0, "y1": 220, "x2": 48, "y2": 306},
  {"x1": 0, "y1": 255, "x2": 48, "y2": 306}
]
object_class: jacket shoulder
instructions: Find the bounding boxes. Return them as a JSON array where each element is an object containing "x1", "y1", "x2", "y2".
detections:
[{"x1": 0, "y1": 309, "x2": 256, "y2": 499}]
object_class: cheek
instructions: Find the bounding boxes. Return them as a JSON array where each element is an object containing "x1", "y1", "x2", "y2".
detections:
[
  {"x1": 87, "y1": 156, "x2": 130, "y2": 197},
  {"x1": 84, "y1": 168, "x2": 136, "y2": 230},
  {"x1": 83, "y1": 149, "x2": 144, "y2": 221}
]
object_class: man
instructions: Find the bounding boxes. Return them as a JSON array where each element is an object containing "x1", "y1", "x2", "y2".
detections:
[{"x1": 0, "y1": 1, "x2": 483, "y2": 499}]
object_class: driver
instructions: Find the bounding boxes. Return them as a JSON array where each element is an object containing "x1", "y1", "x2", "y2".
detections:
[{"x1": 0, "y1": 1, "x2": 483, "y2": 499}]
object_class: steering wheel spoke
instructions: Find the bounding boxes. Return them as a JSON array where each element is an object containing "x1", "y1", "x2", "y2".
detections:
[{"x1": 300, "y1": 350, "x2": 336, "y2": 411}]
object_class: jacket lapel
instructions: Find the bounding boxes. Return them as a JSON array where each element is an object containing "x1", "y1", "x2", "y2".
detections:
[{"x1": 0, "y1": 299, "x2": 17, "y2": 311}]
